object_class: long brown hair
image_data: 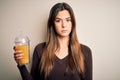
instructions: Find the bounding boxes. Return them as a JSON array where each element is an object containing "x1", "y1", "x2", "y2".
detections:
[{"x1": 40, "y1": 2, "x2": 85, "y2": 78}]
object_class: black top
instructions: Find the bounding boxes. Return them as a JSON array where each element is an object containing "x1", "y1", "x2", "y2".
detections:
[{"x1": 18, "y1": 42, "x2": 92, "y2": 80}]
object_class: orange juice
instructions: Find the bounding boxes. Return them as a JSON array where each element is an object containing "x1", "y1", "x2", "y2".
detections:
[{"x1": 16, "y1": 45, "x2": 29, "y2": 64}]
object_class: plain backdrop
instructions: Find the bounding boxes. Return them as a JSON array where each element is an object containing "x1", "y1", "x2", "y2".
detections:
[{"x1": 0, "y1": 0, "x2": 120, "y2": 80}]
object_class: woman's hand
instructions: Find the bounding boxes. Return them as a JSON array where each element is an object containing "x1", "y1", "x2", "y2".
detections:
[{"x1": 13, "y1": 46, "x2": 24, "y2": 65}]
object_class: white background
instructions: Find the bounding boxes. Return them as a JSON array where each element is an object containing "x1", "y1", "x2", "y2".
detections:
[{"x1": 0, "y1": 0, "x2": 120, "y2": 80}]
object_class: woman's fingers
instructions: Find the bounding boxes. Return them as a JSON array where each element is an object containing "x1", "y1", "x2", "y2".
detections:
[
  {"x1": 14, "y1": 50, "x2": 24, "y2": 63},
  {"x1": 13, "y1": 46, "x2": 17, "y2": 51},
  {"x1": 14, "y1": 51, "x2": 24, "y2": 58}
]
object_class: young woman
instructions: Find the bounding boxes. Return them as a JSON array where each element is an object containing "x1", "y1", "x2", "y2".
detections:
[{"x1": 14, "y1": 2, "x2": 92, "y2": 80}]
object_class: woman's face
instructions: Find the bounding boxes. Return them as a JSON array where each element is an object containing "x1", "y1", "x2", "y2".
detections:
[{"x1": 54, "y1": 10, "x2": 72, "y2": 38}]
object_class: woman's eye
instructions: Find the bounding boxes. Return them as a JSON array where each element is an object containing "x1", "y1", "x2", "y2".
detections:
[
  {"x1": 66, "y1": 19, "x2": 71, "y2": 22},
  {"x1": 55, "y1": 19, "x2": 61, "y2": 22}
]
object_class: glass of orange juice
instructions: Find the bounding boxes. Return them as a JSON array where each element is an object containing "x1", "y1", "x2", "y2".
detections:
[{"x1": 14, "y1": 34, "x2": 30, "y2": 65}]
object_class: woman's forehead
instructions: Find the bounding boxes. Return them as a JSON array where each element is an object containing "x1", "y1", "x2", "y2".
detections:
[{"x1": 55, "y1": 10, "x2": 71, "y2": 19}]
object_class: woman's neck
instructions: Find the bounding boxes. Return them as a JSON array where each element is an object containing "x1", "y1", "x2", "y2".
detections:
[
  {"x1": 55, "y1": 36, "x2": 69, "y2": 59},
  {"x1": 57, "y1": 36, "x2": 69, "y2": 48}
]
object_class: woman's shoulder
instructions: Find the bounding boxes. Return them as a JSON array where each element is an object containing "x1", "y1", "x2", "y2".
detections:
[
  {"x1": 80, "y1": 44, "x2": 92, "y2": 60},
  {"x1": 80, "y1": 44, "x2": 91, "y2": 53},
  {"x1": 35, "y1": 42, "x2": 46, "y2": 50},
  {"x1": 33, "y1": 42, "x2": 46, "y2": 57}
]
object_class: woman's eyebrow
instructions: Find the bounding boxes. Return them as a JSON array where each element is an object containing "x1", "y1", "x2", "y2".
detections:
[
  {"x1": 55, "y1": 17, "x2": 71, "y2": 20},
  {"x1": 66, "y1": 17, "x2": 71, "y2": 19},
  {"x1": 55, "y1": 18, "x2": 61, "y2": 20}
]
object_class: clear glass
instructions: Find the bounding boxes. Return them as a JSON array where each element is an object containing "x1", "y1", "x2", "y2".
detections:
[{"x1": 14, "y1": 34, "x2": 30, "y2": 65}]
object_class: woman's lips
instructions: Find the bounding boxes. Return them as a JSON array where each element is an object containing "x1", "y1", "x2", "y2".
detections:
[{"x1": 61, "y1": 30, "x2": 67, "y2": 32}]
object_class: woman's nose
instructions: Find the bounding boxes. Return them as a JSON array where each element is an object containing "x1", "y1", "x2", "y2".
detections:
[{"x1": 62, "y1": 20, "x2": 66, "y2": 28}]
